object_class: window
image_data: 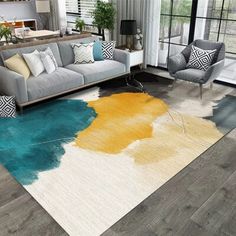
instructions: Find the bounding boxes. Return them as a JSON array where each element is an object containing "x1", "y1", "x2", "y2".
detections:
[
  {"x1": 158, "y1": 0, "x2": 193, "y2": 67},
  {"x1": 159, "y1": 0, "x2": 236, "y2": 84},
  {"x1": 66, "y1": 0, "x2": 100, "y2": 34}
]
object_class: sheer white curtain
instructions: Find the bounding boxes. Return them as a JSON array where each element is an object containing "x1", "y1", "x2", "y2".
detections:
[
  {"x1": 49, "y1": 0, "x2": 67, "y2": 30},
  {"x1": 112, "y1": 0, "x2": 161, "y2": 67}
]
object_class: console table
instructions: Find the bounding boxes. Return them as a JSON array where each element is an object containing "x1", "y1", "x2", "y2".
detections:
[
  {"x1": 16, "y1": 30, "x2": 60, "y2": 42},
  {"x1": 0, "y1": 32, "x2": 92, "y2": 51}
]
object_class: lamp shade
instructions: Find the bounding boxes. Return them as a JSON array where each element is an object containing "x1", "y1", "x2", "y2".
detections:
[
  {"x1": 120, "y1": 20, "x2": 137, "y2": 35},
  {"x1": 36, "y1": 0, "x2": 50, "y2": 13}
]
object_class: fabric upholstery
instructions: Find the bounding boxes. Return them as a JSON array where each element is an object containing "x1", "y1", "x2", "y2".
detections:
[
  {"x1": 0, "y1": 43, "x2": 63, "y2": 67},
  {"x1": 102, "y1": 41, "x2": 116, "y2": 60},
  {"x1": 26, "y1": 67, "x2": 84, "y2": 101},
  {"x1": 0, "y1": 66, "x2": 28, "y2": 103},
  {"x1": 168, "y1": 39, "x2": 225, "y2": 85},
  {"x1": 57, "y1": 36, "x2": 97, "y2": 66},
  {"x1": 186, "y1": 45, "x2": 216, "y2": 71},
  {"x1": 113, "y1": 49, "x2": 130, "y2": 72},
  {"x1": 168, "y1": 53, "x2": 186, "y2": 76},
  {"x1": 93, "y1": 41, "x2": 104, "y2": 61},
  {"x1": 23, "y1": 50, "x2": 45, "y2": 77},
  {"x1": 66, "y1": 60, "x2": 126, "y2": 84},
  {"x1": 40, "y1": 47, "x2": 58, "y2": 74},
  {"x1": 195, "y1": 39, "x2": 224, "y2": 63},
  {"x1": 175, "y1": 68, "x2": 207, "y2": 84},
  {"x1": 4, "y1": 54, "x2": 31, "y2": 80},
  {"x1": 72, "y1": 43, "x2": 95, "y2": 64}
]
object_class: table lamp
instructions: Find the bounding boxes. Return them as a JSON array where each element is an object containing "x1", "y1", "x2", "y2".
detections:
[{"x1": 120, "y1": 20, "x2": 137, "y2": 51}]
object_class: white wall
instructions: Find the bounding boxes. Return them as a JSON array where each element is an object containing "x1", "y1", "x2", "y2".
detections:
[{"x1": 0, "y1": 1, "x2": 39, "y2": 21}]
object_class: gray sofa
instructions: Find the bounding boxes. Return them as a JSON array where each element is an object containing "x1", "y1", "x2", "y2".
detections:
[{"x1": 0, "y1": 36, "x2": 130, "y2": 109}]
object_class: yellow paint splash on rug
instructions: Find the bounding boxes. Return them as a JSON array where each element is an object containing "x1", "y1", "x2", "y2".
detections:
[
  {"x1": 75, "y1": 93, "x2": 168, "y2": 154},
  {"x1": 126, "y1": 111, "x2": 223, "y2": 165}
]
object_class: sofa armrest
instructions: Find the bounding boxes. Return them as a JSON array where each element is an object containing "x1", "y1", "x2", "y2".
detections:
[
  {"x1": 167, "y1": 53, "x2": 187, "y2": 76},
  {"x1": 0, "y1": 66, "x2": 28, "y2": 104},
  {"x1": 113, "y1": 49, "x2": 130, "y2": 73},
  {"x1": 204, "y1": 59, "x2": 225, "y2": 83}
]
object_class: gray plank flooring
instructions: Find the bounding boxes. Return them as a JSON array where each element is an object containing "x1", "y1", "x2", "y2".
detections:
[
  {"x1": 102, "y1": 128, "x2": 236, "y2": 236},
  {"x1": 0, "y1": 165, "x2": 68, "y2": 236}
]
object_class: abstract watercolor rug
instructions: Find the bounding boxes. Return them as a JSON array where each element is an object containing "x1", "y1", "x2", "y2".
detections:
[{"x1": 0, "y1": 73, "x2": 235, "y2": 236}]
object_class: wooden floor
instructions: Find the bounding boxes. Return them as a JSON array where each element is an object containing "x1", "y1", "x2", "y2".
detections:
[
  {"x1": 0, "y1": 165, "x2": 68, "y2": 236},
  {"x1": 102, "y1": 128, "x2": 236, "y2": 236}
]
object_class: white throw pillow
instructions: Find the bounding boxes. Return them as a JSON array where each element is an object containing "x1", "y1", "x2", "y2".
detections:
[
  {"x1": 40, "y1": 47, "x2": 58, "y2": 74},
  {"x1": 72, "y1": 43, "x2": 94, "y2": 64},
  {"x1": 23, "y1": 50, "x2": 45, "y2": 77}
]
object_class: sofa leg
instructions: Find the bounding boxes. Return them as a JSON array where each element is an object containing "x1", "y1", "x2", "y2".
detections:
[
  {"x1": 199, "y1": 84, "x2": 203, "y2": 100},
  {"x1": 18, "y1": 106, "x2": 23, "y2": 115}
]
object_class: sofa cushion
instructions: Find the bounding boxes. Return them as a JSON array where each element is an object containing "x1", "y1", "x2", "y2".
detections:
[
  {"x1": 4, "y1": 54, "x2": 31, "y2": 80},
  {"x1": 57, "y1": 36, "x2": 98, "y2": 66},
  {"x1": 66, "y1": 60, "x2": 126, "y2": 84},
  {"x1": 0, "y1": 43, "x2": 63, "y2": 67},
  {"x1": 26, "y1": 67, "x2": 84, "y2": 101},
  {"x1": 175, "y1": 68, "x2": 206, "y2": 84}
]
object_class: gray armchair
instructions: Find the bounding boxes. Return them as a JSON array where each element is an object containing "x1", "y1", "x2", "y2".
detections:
[{"x1": 167, "y1": 39, "x2": 225, "y2": 99}]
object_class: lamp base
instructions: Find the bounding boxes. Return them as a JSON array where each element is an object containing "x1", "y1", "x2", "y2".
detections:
[{"x1": 126, "y1": 35, "x2": 133, "y2": 52}]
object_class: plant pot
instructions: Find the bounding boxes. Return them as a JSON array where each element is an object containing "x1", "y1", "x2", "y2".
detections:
[
  {"x1": 158, "y1": 49, "x2": 168, "y2": 65},
  {"x1": 104, "y1": 29, "x2": 111, "y2": 41}
]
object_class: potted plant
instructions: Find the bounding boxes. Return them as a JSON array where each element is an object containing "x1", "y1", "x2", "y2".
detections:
[
  {"x1": 92, "y1": 0, "x2": 116, "y2": 41},
  {"x1": 0, "y1": 24, "x2": 12, "y2": 45},
  {"x1": 75, "y1": 18, "x2": 85, "y2": 33}
]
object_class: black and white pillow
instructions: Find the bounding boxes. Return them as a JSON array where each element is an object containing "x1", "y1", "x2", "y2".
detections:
[
  {"x1": 0, "y1": 96, "x2": 16, "y2": 118},
  {"x1": 187, "y1": 45, "x2": 216, "y2": 71},
  {"x1": 102, "y1": 41, "x2": 116, "y2": 60}
]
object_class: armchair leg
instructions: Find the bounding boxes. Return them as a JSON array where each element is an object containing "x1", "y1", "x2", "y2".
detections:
[
  {"x1": 210, "y1": 82, "x2": 213, "y2": 90},
  {"x1": 172, "y1": 78, "x2": 177, "y2": 90},
  {"x1": 199, "y1": 84, "x2": 203, "y2": 100}
]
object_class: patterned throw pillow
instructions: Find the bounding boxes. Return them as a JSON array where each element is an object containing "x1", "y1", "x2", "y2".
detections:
[
  {"x1": 187, "y1": 45, "x2": 216, "y2": 71},
  {"x1": 0, "y1": 96, "x2": 16, "y2": 118},
  {"x1": 72, "y1": 43, "x2": 94, "y2": 64},
  {"x1": 102, "y1": 41, "x2": 116, "y2": 60},
  {"x1": 40, "y1": 47, "x2": 58, "y2": 74}
]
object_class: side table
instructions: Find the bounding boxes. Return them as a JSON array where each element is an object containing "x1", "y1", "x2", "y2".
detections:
[{"x1": 127, "y1": 49, "x2": 145, "y2": 92}]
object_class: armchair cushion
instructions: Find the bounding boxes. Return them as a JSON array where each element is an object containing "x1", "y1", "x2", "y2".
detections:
[
  {"x1": 167, "y1": 53, "x2": 186, "y2": 76},
  {"x1": 175, "y1": 68, "x2": 206, "y2": 84}
]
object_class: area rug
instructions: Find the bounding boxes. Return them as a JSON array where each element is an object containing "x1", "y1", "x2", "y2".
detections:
[{"x1": 0, "y1": 74, "x2": 235, "y2": 236}]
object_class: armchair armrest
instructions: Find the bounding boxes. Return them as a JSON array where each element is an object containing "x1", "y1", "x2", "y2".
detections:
[
  {"x1": 0, "y1": 66, "x2": 28, "y2": 104},
  {"x1": 167, "y1": 53, "x2": 187, "y2": 76},
  {"x1": 204, "y1": 59, "x2": 225, "y2": 83},
  {"x1": 113, "y1": 49, "x2": 130, "y2": 73}
]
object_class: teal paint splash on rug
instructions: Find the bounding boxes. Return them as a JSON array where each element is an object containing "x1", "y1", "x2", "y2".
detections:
[
  {"x1": 0, "y1": 99, "x2": 96, "y2": 185},
  {"x1": 206, "y1": 95, "x2": 236, "y2": 132}
]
